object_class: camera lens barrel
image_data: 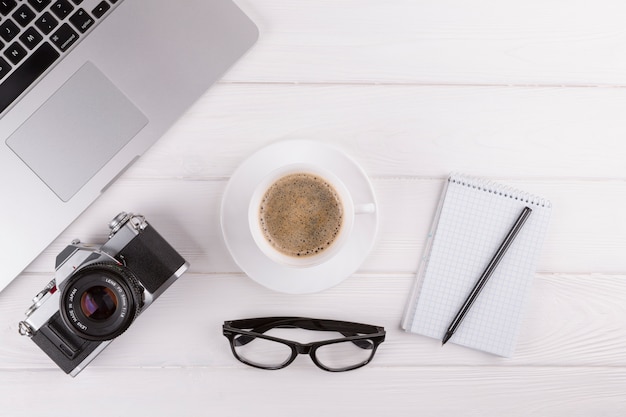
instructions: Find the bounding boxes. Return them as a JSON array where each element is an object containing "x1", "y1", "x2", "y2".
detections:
[{"x1": 60, "y1": 263, "x2": 143, "y2": 341}]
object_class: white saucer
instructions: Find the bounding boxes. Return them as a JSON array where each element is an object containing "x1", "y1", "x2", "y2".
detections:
[{"x1": 220, "y1": 140, "x2": 379, "y2": 294}]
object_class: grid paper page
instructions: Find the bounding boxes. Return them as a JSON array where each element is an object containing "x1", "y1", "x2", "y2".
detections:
[{"x1": 404, "y1": 175, "x2": 551, "y2": 357}]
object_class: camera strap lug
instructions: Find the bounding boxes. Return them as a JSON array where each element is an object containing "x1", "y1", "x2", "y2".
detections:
[
  {"x1": 18, "y1": 321, "x2": 34, "y2": 337},
  {"x1": 109, "y1": 212, "x2": 147, "y2": 238},
  {"x1": 129, "y1": 214, "x2": 147, "y2": 232}
]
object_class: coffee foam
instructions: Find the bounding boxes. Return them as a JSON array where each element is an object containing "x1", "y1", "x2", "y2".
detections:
[{"x1": 259, "y1": 173, "x2": 343, "y2": 258}]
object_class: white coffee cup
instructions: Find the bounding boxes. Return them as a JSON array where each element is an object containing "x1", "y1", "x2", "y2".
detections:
[{"x1": 248, "y1": 163, "x2": 375, "y2": 268}]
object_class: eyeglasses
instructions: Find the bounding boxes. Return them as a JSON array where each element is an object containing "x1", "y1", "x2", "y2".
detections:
[{"x1": 222, "y1": 317, "x2": 386, "y2": 372}]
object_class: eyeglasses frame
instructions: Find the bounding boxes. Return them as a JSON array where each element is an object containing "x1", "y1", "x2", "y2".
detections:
[{"x1": 222, "y1": 317, "x2": 386, "y2": 372}]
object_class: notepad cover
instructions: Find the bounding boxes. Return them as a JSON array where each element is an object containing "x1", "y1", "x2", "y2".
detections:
[{"x1": 402, "y1": 175, "x2": 551, "y2": 357}]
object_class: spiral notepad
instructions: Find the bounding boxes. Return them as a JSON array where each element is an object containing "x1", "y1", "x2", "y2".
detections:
[{"x1": 402, "y1": 174, "x2": 551, "y2": 357}]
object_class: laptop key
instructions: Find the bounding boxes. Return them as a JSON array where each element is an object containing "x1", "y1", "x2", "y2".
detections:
[
  {"x1": 35, "y1": 11, "x2": 58, "y2": 35},
  {"x1": 0, "y1": 56, "x2": 10, "y2": 79},
  {"x1": 27, "y1": 0, "x2": 52, "y2": 13},
  {"x1": 0, "y1": 19, "x2": 19, "y2": 42},
  {"x1": 12, "y1": 4, "x2": 36, "y2": 27},
  {"x1": 51, "y1": 0, "x2": 74, "y2": 20},
  {"x1": 0, "y1": 42, "x2": 60, "y2": 113},
  {"x1": 4, "y1": 41, "x2": 26, "y2": 64},
  {"x1": 19, "y1": 26, "x2": 43, "y2": 49},
  {"x1": 92, "y1": 1, "x2": 109, "y2": 18},
  {"x1": 69, "y1": 8, "x2": 93, "y2": 33},
  {"x1": 50, "y1": 23, "x2": 78, "y2": 52},
  {"x1": 0, "y1": 0, "x2": 17, "y2": 16}
]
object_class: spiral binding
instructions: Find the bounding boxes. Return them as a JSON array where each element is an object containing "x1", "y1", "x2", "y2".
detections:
[{"x1": 448, "y1": 173, "x2": 551, "y2": 208}]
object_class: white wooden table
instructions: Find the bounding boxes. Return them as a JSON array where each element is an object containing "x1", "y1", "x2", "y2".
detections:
[{"x1": 2, "y1": 1, "x2": 626, "y2": 415}]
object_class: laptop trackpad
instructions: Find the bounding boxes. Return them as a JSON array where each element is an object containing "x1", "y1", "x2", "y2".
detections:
[{"x1": 6, "y1": 62, "x2": 148, "y2": 201}]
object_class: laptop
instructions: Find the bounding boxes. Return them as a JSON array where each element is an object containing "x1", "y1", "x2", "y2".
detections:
[{"x1": 0, "y1": 0, "x2": 258, "y2": 293}]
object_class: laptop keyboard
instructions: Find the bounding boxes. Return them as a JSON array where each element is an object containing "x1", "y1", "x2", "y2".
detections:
[{"x1": 0, "y1": 0, "x2": 121, "y2": 114}]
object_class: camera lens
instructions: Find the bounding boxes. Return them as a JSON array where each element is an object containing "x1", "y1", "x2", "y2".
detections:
[
  {"x1": 60, "y1": 263, "x2": 143, "y2": 341},
  {"x1": 81, "y1": 286, "x2": 118, "y2": 321}
]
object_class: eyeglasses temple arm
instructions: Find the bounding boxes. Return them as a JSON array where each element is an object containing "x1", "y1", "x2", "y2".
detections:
[
  {"x1": 232, "y1": 330, "x2": 374, "y2": 350},
  {"x1": 340, "y1": 332, "x2": 375, "y2": 349},
  {"x1": 226, "y1": 318, "x2": 384, "y2": 349}
]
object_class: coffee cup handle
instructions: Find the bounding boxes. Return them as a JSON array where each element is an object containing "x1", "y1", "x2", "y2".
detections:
[{"x1": 355, "y1": 203, "x2": 376, "y2": 215}]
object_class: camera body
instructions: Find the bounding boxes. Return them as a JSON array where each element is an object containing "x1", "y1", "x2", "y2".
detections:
[{"x1": 19, "y1": 212, "x2": 189, "y2": 376}]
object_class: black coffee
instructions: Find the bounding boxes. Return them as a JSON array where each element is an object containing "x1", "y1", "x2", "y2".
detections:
[{"x1": 259, "y1": 173, "x2": 343, "y2": 258}]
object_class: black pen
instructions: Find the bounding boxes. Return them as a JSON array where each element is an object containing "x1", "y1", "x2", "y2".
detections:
[{"x1": 442, "y1": 206, "x2": 533, "y2": 346}]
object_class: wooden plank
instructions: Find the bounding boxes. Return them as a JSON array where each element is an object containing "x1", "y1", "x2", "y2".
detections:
[
  {"x1": 131, "y1": 84, "x2": 626, "y2": 179},
  {"x1": 2, "y1": 272, "x2": 626, "y2": 369},
  {"x1": 228, "y1": 0, "x2": 626, "y2": 86},
  {"x1": 15, "y1": 178, "x2": 626, "y2": 275},
  {"x1": 1, "y1": 367, "x2": 624, "y2": 416}
]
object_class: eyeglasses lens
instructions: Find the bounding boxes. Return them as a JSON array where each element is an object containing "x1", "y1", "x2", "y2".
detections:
[
  {"x1": 233, "y1": 334, "x2": 292, "y2": 368},
  {"x1": 314, "y1": 339, "x2": 376, "y2": 371}
]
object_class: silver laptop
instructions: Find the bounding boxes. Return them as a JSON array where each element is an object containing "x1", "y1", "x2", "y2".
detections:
[{"x1": 0, "y1": 0, "x2": 258, "y2": 293}]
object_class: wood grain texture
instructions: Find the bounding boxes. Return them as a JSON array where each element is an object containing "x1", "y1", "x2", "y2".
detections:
[
  {"x1": 132, "y1": 84, "x2": 626, "y2": 179},
  {"x1": 1, "y1": 368, "x2": 625, "y2": 417},
  {"x1": 229, "y1": 0, "x2": 626, "y2": 86}
]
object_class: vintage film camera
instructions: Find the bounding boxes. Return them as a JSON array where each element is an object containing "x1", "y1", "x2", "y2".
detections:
[{"x1": 19, "y1": 212, "x2": 189, "y2": 376}]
